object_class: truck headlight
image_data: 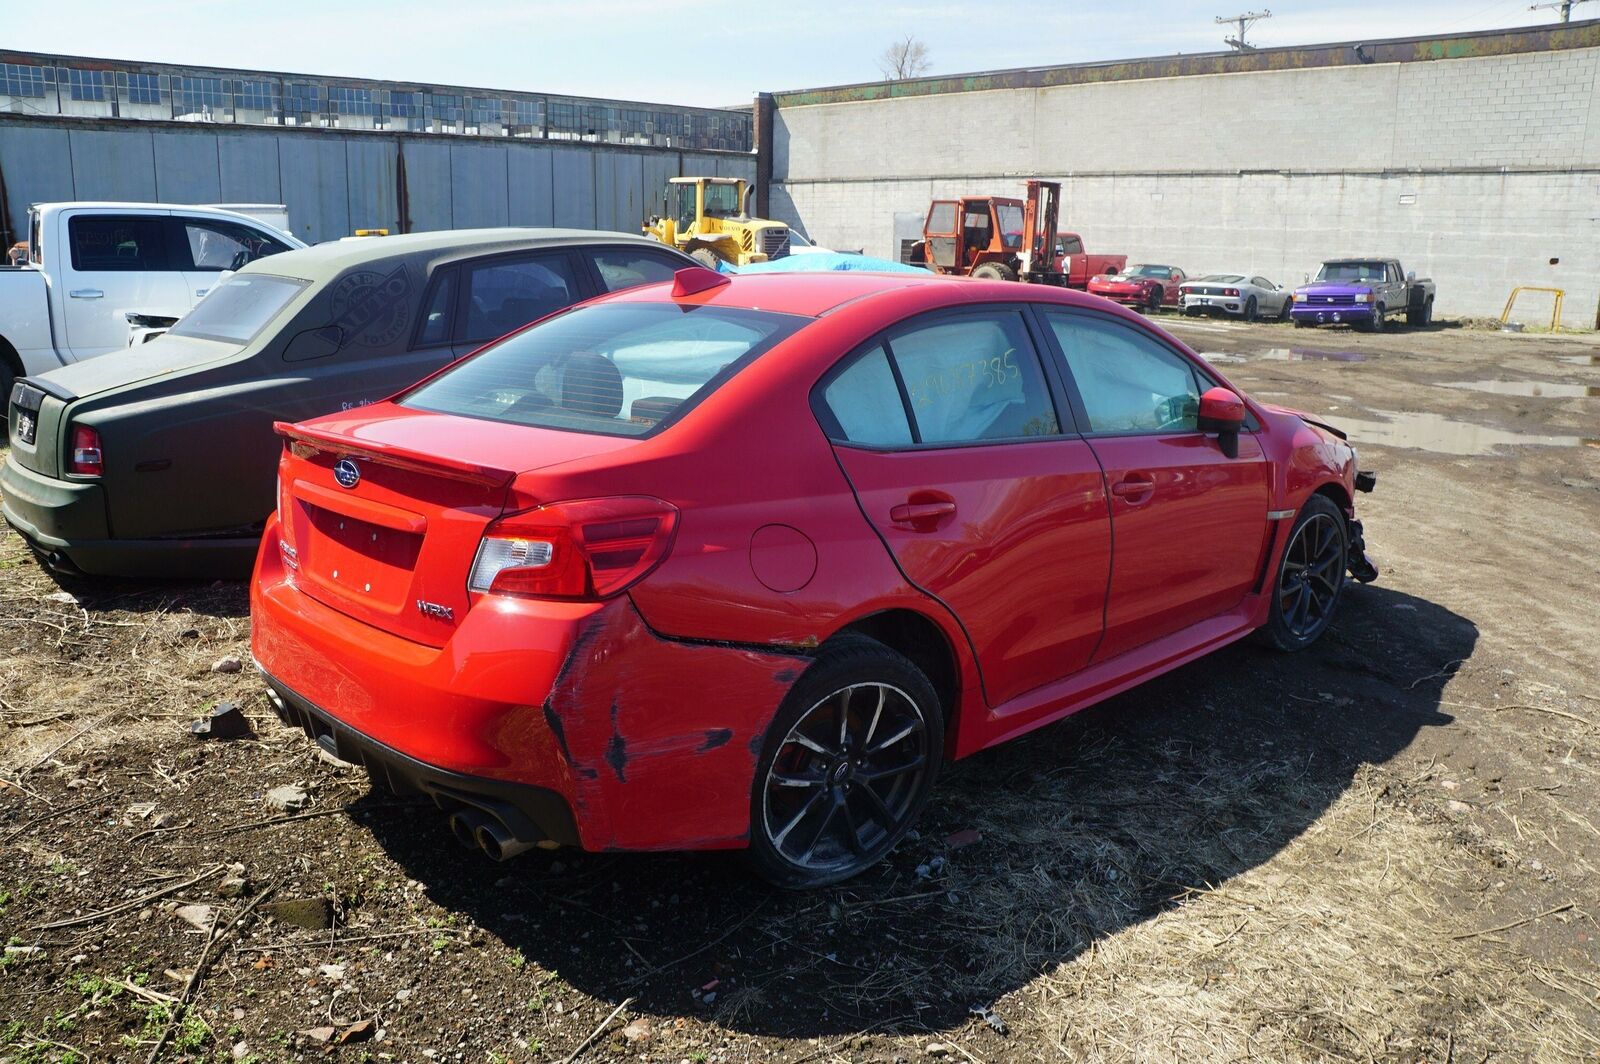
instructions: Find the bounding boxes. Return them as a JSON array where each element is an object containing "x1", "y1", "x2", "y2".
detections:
[
  {"x1": 1293, "y1": 293, "x2": 1307, "y2": 303},
  {"x1": 1353, "y1": 293, "x2": 1372, "y2": 303}
]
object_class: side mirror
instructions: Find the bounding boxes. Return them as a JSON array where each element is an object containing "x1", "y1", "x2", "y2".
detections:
[
  {"x1": 1198, "y1": 386, "x2": 1245, "y2": 458},
  {"x1": 1406, "y1": 271, "x2": 1417, "y2": 285},
  {"x1": 283, "y1": 325, "x2": 344, "y2": 363}
]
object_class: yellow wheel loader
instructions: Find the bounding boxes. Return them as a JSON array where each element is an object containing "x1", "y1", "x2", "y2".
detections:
[{"x1": 644, "y1": 177, "x2": 790, "y2": 268}]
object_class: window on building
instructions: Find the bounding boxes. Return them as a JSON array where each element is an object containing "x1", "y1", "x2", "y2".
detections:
[
  {"x1": 66, "y1": 67, "x2": 109, "y2": 102},
  {"x1": 0, "y1": 63, "x2": 47, "y2": 98}
]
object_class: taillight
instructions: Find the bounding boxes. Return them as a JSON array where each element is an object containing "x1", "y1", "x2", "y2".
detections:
[
  {"x1": 68, "y1": 425, "x2": 103, "y2": 476},
  {"x1": 1223, "y1": 287, "x2": 1240, "y2": 297},
  {"x1": 469, "y1": 496, "x2": 678, "y2": 601}
]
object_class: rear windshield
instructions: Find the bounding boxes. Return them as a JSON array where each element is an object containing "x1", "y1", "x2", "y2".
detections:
[
  {"x1": 168, "y1": 274, "x2": 307, "y2": 344},
  {"x1": 400, "y1": 302, "x2": 807, "y2": 437}
]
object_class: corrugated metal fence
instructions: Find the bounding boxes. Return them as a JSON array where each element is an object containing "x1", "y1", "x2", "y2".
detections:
[{"x1": 0, "y1": 117, "x2": 756, "y2": 245}]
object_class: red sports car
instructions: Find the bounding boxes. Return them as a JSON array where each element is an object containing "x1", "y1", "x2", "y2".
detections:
[
  {"x1": 251, "y1": 267, "x2": 1376, "y2": 888},
  {"x1": 1087, "y1": 263, "x2": 1187, "y2": 312}
]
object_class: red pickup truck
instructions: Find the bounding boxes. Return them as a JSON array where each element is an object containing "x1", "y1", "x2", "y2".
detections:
[{"x1": 1054, "y1": 233, "x2": 1127, "y2": 289}]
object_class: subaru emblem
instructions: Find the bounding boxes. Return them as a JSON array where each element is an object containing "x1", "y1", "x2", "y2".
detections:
[{"x1": 333, "y1": 458, "x2": 361, "y2": 489}]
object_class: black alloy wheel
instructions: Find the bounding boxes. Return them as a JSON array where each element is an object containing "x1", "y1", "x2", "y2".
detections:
[
  {"x1": 1262, "y1": 495, "x2": 1349, "y2": 651},
  {"x1": 749, "y1": 637, "x2": 942, "y2": 888}
]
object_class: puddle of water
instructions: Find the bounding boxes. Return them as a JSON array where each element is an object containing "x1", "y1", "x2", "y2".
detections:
[
  {"x1": 1199, "y1": 347, "x2": 1370, "y2": 364},
  {"x1": 1332, "y1": 409, "x2": 1599, "y2": 456},
  {"x1": 1557, "y1": 354, "x2": 1600, "y2": 366},
  {"x1": 1442, "y1": 380, "x2": 1600, "y2": 398}
]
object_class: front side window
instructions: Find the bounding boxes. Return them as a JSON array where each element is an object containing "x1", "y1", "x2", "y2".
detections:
[
  {"x1": 168, "y1": 275, "x2": 307, "y2": 345},
  {"x1": 1045, "y1": 312, "x2": 1200, "y2": 435},
  {"x1": 461, "y1": 254, "x2": 581, "y2": 343},
  {"x1": 402, "y1": 303, "x2": 805, "y2": 437},
  {"x1": 994, "y1": 204, "x2": 1023, "y2": 248},
  {"x1": 182, "y1": 220, "x2": 290, "y2": 271},
  {"x1": 890, "y1": 312, "x2": 1060, "y2": 445},
  {"x1": 927, "y1": 202, "x2": 957, "y2": 233},
  {"x1": 591, "y1": 248, "x2": 684, "y2": 293},
  {"x1": 69, "y1": 216, "x2": 168, "y2": 272},
  {"x1": 1060, "y1": 235, "x2": 1084, "y2": 255}
]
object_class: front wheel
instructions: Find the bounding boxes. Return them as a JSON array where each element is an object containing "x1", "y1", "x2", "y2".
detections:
[
  {"x1": 689, "y1": 247, "x2": 721, "y2": 269},
  {"x1": 972, "y1": 262, "x2": 1017, "y2": 282},
  {"x1": 747, "y1": 636, "x2": 943, "y2": 889},
  {"x1": 1145, "y1": 287, "x2": 1163, "y2": 313},
  {"x1": 1261, "y1": 496, "x2": 1349, "y2": 652},
  {"x1": 1366, "y1": 304, "x2": 1386, "y2": 332}
]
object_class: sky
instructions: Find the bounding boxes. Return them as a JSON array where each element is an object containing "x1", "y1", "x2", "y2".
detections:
[{"x1": 8, "y1": 0, "x2": 1574, "y2": 107}]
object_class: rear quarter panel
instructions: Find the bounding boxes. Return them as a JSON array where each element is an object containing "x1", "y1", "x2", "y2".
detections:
[{"x1": 0, "y1": 269, "x2": 58, "y2": 372}]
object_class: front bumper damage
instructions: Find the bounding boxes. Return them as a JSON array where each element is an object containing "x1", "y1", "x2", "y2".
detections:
[{"x1": 1348, "y1": 470, "x2": 1379, "y2": 583}]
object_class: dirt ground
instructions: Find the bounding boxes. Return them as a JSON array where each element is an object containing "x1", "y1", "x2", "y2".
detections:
[{"x1": 2, "y1": 314, "x2": 1599, "y2": 1064}]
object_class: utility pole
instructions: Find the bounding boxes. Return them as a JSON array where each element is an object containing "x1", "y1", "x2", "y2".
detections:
[
  {"x1": 1216, "y1": 9, "x2": 1272, "y2": 51},
  {"x1": 1529, "y1": 0, "x2": 1595, "y2": 21}
]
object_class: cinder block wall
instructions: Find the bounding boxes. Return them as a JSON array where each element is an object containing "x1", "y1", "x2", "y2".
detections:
[{"x1": 771, "y1": 38, "x2": 1600, "y2": 327}]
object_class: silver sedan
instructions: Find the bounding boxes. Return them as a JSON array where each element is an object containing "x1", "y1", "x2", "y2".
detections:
[{"x1": 1179, "y1": 274, "x2": 1292, "y2": 321}]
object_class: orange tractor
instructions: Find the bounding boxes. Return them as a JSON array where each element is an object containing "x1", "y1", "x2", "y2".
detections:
[{"x1": 908, "y1": 180, "x2": 1066, "y2": 284}]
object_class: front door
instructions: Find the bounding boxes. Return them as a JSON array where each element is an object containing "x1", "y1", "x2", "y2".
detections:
[
  {"x1": 1038, "y1": 308, "x2": 1271, "y2": 661},
  {"x1": 817, "y1": 308, "x2": 1112, "y2": 708}
]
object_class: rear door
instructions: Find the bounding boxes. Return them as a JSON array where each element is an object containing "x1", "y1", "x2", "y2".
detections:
[
  {"x1": 58, "y1": 210, "x2": 190, "y2": 360},
  {"x1": 1038, "y1": 308, "x2": 1271, "y2": 662},
  {"x1": 817, "y1": 307, "x2": 1112, "y2": 708}
]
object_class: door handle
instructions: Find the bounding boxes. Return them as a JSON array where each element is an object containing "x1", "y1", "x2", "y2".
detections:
[
  {"x1": 69, "y1": 288, "x2": 104, "y2": 299},
  {"x1": 889, "y1": 499, "x2": 956, "y2": 531},
  {"x1": 1111, "y1": 476, "x2": 1156, "y2": 501}
]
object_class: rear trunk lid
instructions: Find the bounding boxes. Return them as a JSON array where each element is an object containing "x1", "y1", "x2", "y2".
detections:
[
  {"x1": 40, "y1": 334, "x2": 242, "y2": 397},
  {"x1": 8, "y1": 378, "x2": 70, "y2": 477},
  {"x1": 275, "y1": 406, "x2": 637, "y2": 647}
]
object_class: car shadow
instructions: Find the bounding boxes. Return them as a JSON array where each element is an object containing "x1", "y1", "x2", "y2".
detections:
[{"x1": 359, "y1": 583, "x2": 1473, "y2": 1039}]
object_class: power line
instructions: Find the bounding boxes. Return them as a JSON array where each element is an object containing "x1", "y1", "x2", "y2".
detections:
[
  {"x1": 1216, "y1": 9, "x2": 1272, "y2": 52},
  {"x1": 1530, "y1": 0, "x2": 1596, "y2": 20}
]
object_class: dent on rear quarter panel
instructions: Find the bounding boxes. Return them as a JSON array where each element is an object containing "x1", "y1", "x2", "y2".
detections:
[{"x1": 541, "y1": 598, "x2": 800, "y2": 851}]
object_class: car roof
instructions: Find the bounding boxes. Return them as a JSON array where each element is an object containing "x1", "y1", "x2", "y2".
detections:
[
  {"x1": 236, "y1": 228, "x2": 665, "y2": 280},
  {"x1": 599, "y1": 269, "x2": 1120, "y2": 318}
]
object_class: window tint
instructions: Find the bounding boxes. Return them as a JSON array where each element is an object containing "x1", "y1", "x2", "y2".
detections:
[
  {"x1": 821, "y1": 345, "x2": 913, "y2": 447},
  {"x1": 182, "y1": 220, "x2": 290, "y2": 271},
  {"x1": 592, "y1": 248, "x2": 683, "y2": 293},
  {"x1": 928, "y1": 203, "x2": 957, "y2": 232},
  {"x1": 461, "y1": 254, "x2": 580, "y2": 343},
  {"x1": 703, "y1": 182, "x2": 740, "y2": 217},
  {"x1": 402, "y1": 303, "x2": 805, "y2": 437},
  {"x1": 889, "y1": 312, "x2": 1059, "y2": 444},
  {"x1": 68, "y1": 215, "x2": 168, "y2": 271},
  {"x1": 415, "y1": 268, "x2": 457, "y2": 347},
  {"x1": 1045, "y1": 313, "x2": 1200, "y2": 434},
  {"x1": 1061, "y1": 235, "x2": 1084, "y2": 255},
  {"x1": 167, "y1": 275, "x2": 306, "y2": 345}
]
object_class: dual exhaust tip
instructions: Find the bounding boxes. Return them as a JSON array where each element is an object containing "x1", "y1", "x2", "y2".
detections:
[{"x1": 448, "y1": 808, "x2": 538, "y2": 862}]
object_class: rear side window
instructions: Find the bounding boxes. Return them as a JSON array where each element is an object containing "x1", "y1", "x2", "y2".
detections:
[
  {"x1": 401, "y1": 302, "x2": 806, "y2": 437},
  {"x1": 461, "y1": 253, "x2": 581, "y2": 344},
  {"x1": 415, "y1": 268, "x2": 457, "y2": 348},
  {"x1": 167, "y1": 274, "x2": 307, "y2": 344},
  {"x1": 68, "y1": 215, "x2": 169, "y2": 271},
  {"x1": 591, "y1": 248, "x2": 684, "y2": 293},
  {"x1": 818, "y1": 311, "x2": 1061, "y2": 447},
  {"x1": 1044, "y1": 312, "x2": 1200, "y2": 434}
]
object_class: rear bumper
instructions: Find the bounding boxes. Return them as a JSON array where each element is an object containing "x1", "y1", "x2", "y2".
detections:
[
  {"x1": 1, "y1": 451, "x2": 256, "y2": 578},
  {"x1": 1182, "y1": 295, "x2": 1244, "y2": 315},
  {"x1": 250, "y1": 518, "x2": 804, "y2": 853}
]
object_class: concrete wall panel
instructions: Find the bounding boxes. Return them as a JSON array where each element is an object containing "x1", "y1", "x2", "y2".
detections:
[
  {"x1": 507, "y1": 146, "x2": 555, "y2": 226},
  {"x1": 551, "y1": 148, "x2": 596, "y2": 230},
  {"x1": 152, "y1": 132, "x2": 221, "y2": 205},
  {"x1": 276, "y1": 136, "x2": 348, "y2": 244},
  {"x1": 0, "y1": 125, "x2": 74, "y2": 243},
  {"x1": 450, "y1": 143, "x2": 510, "y2": 230},
  {"x1": 67, "y1": 128, "x2": 156, "y2": 202},
  {"x1": 399, "y1": 140, "x2": 453, "y2": 233},
  {"x1": 217, "y1": 134, "x2": 281, "y2": 207},
  {"x1": 344, "y1": 138, "x2": 400, "y2": 235}
]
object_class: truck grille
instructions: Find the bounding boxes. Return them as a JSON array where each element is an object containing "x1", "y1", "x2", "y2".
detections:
[
  {"x1": 761, "y1": 227, "x2": 790, "y2": 259},
  {"x1": 1312, "y1": 294, "x2": 1357, "y2": 306}
]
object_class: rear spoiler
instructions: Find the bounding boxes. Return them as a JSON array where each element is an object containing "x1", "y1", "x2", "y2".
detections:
[{"x1": 274, "y1": 421, "x2": 517, "y2": 489}]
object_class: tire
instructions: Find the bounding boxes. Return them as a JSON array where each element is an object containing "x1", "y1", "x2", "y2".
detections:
[
  {"x1": 689, "y1": 247, "x2": 721, "y2": 269},
  {"x1": 746, "y1": 635, "x2": 944, "y2": 889},
  {"x1": 1244, "y1": 296, "x2": 1258, "y2": 322},
  {"x1": 1293, "y1": 319, "x2": 1311, "y2": 328},
  {"x1": 1145, "y1": 287, "x2": 1163, "y2": 313},
  {"x1": 1260, "y1": 495, "x2": 1349, "y2": 652},
  {"x1": 0, "y1": 359, "x2": 15, "y2": 421},
  {"x1": 1366, "y1": 304, "x2": 1386, "y2": 333},
  {"x1": 1278, "y1": 296, "x2": 1293, "y2": 322},
  {"x1": 1408, "y1": 296, "x2": 1432, "y2": 328},
  {"x1": 972, "y1": 262, "x2": 1017, "y2": 282}
]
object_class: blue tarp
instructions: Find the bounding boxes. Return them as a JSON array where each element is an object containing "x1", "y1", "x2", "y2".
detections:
[{"x1": 718, "y1": 252, "x2": 930, "y2": 275}]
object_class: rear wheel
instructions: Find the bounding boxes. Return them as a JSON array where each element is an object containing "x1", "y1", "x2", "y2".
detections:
[
  {"x1": 972, "y1": 262, "x2": 1017, "y2": 282},
  {"x1": 1244, "y1": 296, "x2": 1258, "y2": 321},
  {"x1": 1261, "y1": 495, "x2": 1349, "y2": 652},
  {"x1": 0, "y1": 359, "x2": 15, "y2": 420},
  {"x1": 747, "y1": 636, "x2": 943, "y2": 889},
  {"x1": 1407, "y1": 296, "x2": 1432, "y2": 328},
  {"x1": 689, "y1": 247, "x2": 721, "y2": 269}
]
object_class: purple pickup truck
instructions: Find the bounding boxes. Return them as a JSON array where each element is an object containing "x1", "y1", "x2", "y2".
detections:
[{"x1": 1291, "y1": 258, "x2": 1435, "y2": 331}]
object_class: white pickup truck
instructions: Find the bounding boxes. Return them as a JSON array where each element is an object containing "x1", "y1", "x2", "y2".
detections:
[{"x1": 1, "y1": 202, "x2": 304, "y2": 402}]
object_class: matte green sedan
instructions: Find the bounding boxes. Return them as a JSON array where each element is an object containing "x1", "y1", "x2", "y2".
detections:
[{"x1": 2, "y1": 229, "x2": 694, "y2": 578}]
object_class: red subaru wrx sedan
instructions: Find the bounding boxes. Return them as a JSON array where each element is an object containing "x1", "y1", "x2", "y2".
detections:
[{"x1": 251, "y1": 268, "x2": 1376, "y2": 888}]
